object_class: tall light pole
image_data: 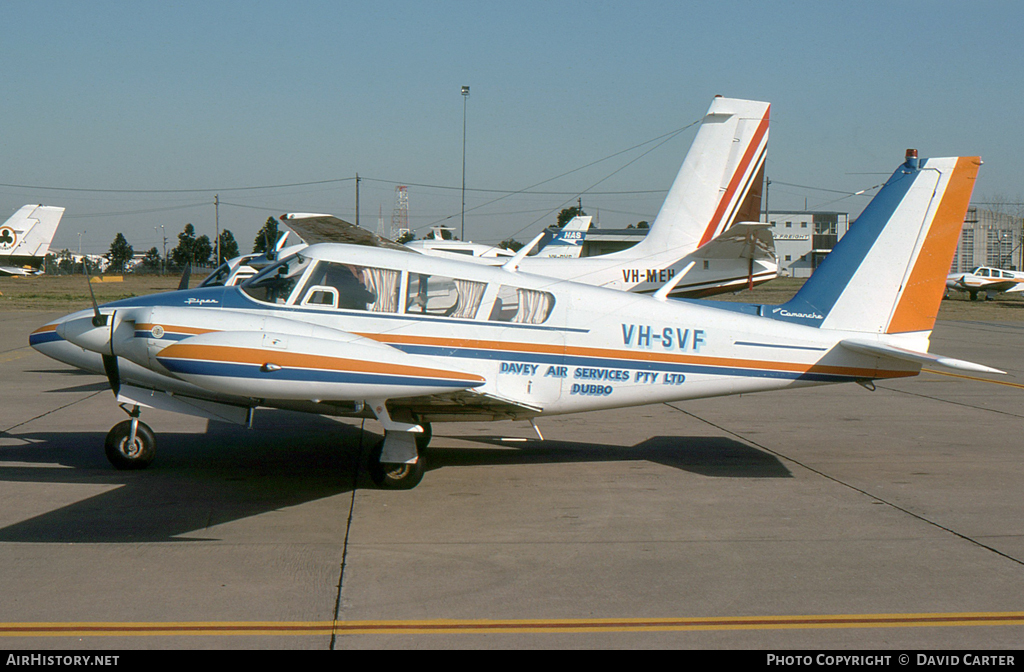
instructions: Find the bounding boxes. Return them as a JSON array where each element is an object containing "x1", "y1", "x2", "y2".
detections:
[
  {"x1": 77, "y1": 231, "x2": 86, "y2": 273},
  {"x1": 461, "y1": 85, "x2": 470, "y2": 241},
  {"x1": 214, "y1": 194, "x2": 220, "y2": 266}
]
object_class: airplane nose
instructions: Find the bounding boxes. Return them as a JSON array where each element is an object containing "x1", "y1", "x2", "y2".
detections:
[{"x1": 56, "y1": 314, "x2": 113, "y2": 354}]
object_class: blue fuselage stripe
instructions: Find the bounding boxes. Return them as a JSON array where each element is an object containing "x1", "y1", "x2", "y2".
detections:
[
  {"x1": 387, "y1": 343, "x2": 856, "y2": 383},
  {"x1": 157, "y1": 358, "x2": 481, "y2": 388}
]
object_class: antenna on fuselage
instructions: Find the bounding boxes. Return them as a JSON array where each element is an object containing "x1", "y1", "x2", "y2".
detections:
[{"x1": 501, "y1": 232, "x2": 546, "y2": 273}]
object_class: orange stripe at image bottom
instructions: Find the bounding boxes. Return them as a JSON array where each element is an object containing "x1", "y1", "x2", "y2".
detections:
[{"x1": 3, "y1": 612, "x2": 1024, "y2": 637}]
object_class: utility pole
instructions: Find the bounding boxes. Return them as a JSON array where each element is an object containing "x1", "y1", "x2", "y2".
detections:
[
  {"x1": 214, "y1": 194, "x2": 220, "y2": 266},
  {"x1": 461, "y1": 85, "x2": 470, "y2": 241},
  {"x1": 355, "y1": 173, "x2": 360, "y2": 228}
]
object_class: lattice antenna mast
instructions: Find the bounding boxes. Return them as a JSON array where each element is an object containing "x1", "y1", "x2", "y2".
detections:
[{"x1": 391, "y1": 185, "x2": 409, "y2": 240}]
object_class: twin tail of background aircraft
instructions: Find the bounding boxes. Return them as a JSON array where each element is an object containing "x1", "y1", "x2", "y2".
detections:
[
  {"x1": 0, "y1": 205, "x2": 65, "y2": 276},
  {"x1": 31, "y1": 149, "x2": 996, "y2": 489}
]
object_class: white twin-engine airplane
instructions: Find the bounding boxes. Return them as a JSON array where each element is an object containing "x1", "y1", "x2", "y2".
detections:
[
  {"x1": 281, "y1": 95, "x2": 777, "y2": 298},
  {"x1": 31, "y1": 150, "x2": 997, "y2": 489},
  {"x1": 0, "y1": 205, "x2": 66, "y2": 276},
  {"x1": 945, "y1": 266, "x2": 1024, "y2": 301}
]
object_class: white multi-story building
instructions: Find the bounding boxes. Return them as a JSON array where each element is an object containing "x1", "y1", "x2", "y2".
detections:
[
  {"x1": 761, "y1": 211, "x2": 850, "y2": 277},
  {"x1": 950, "y1": 207, "x2": 1023, "y2": 273}
]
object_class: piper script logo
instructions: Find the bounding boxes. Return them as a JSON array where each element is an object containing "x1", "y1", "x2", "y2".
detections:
[{"x1": 0, "y1": 227, "x2": 16, "y2": 251}]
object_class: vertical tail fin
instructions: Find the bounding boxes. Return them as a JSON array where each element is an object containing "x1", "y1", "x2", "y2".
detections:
[
  {"x1": 534, "y1": 215, "x2": 592, "y2": 258},
  {"x1": 771, "y1": 152, "x2": 980, "y2": 333},
  {"x1": 0, "y1": 205, "x2": 65, "y2": 258},
  {"x1": 634, "y1": 97, "x2": 770, "y2": 256}
]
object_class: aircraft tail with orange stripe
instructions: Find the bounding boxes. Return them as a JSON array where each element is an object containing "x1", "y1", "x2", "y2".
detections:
[
  {"x1": 769, "y1": 151, "x2": 981, "y2": 337},
  {"x1": 630, "y1": 96, "x2": 770, "y2": 256}
]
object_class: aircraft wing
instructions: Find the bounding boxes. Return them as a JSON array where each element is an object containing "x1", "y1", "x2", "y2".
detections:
[
  {"x1": 0, "y1": 265, "x2": 36, "y2": 276},
  {"x1": 691, "y1": 221, "x2": 776, "y2": 260},
  {"x1": 840, "y1": 339, "x2": 1005, "y2": 375},
  {"x1": 390, "y1": 389, "x2": 544, "y2": 422},
  {"x1": 280, "y1": 213, "x2": 415, "y2": 253}
]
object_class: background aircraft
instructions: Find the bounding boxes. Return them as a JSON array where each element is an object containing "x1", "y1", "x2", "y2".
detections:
[
  {"x1": 530, "y1": 215, "x2": 592, "y2": 259},
  {"x1": 31, "y1": 150, "x2": 992, "y2": 490},
  {"x1": 0, "y1": 205, "x2": 65, "y2": 276},
  {"x1": 403, "y1": 226, "x2": 516, "y2": 260},
  {"x1": 282, "y1": 96, "x2": 777, "y2": 298},
  {"x1": 945, "y1": 266, "x2": 1024, "y2": 300}
]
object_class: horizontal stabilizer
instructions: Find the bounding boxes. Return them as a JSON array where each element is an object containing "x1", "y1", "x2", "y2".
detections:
[
  {"x1": 692, "y1": 221, "x2": 775, "y2": 260},
  {"x1": 280, "y1": 213, "x2": 414, "y2": 252},
  {"x1": 840, "y1": 339, "x2": 1005, "y2": 375}
]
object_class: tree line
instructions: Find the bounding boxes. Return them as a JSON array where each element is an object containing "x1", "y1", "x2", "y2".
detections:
[{"x1": 44, "y1": 217, "x2": 285, "y2": 274}]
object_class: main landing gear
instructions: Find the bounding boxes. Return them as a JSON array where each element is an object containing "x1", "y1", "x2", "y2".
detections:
[
  {"x1": 365, "y1": 399, "x2": 431, "y2": 489},
  {"x1": 104, "y1": 405, "x2": 156, "y2": 470}
]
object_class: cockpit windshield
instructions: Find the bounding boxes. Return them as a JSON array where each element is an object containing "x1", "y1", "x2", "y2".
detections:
[
  {"x1": 199, "y1": 262, "x2": 232, "y2": 288},
  {"x1": 240, "y1": 254, "x2": 314, "y2": 304}
]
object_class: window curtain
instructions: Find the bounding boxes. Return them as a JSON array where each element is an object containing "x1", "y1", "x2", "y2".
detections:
[{"x1": 362, "y1": 268, "x2": 400, "y2": 312}]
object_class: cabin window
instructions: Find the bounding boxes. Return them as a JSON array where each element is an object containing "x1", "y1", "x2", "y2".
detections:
[
  {"x1": 406, "y1": 273, "x2": 486, "y2": 318},
  {"x1": 298, "y1": 262, "x2": 400, "y2": 312},
  {"x1": 488, "y1": 285, "x2": 555, "y2": 324},
  {"x1": 978, "y1": 268, "x2": 990, "y2": 277},
  {"x1": 240, "y1": 254, "x2": 314, "y2": 304}
]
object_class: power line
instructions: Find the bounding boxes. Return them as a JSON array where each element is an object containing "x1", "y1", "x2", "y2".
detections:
[{"x1": 0, "y1": 177, "x2": 356, "y2": 194}]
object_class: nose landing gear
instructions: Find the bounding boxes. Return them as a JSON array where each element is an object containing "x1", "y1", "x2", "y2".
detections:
[{"x1": 104, "y1": 405, "x2": 156, "y2": 470}]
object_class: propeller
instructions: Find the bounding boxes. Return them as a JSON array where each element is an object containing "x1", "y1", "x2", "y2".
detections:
[{"x1": 82, "y1": 258, "x2": 120, "y2": 396}]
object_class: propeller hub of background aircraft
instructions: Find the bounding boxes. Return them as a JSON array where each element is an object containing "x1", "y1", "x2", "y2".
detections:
[{"x1": 31, "y1": 149, "x2": 995, "y2": 489}]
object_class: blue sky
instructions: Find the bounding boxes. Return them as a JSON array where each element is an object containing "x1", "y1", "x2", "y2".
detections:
[{"x1": 3, "y1": 1, "x2": 1022, "y2": 255}]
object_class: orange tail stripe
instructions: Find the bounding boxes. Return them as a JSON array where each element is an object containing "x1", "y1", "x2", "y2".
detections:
[{"x1": 887, "y1": 157, "x2": 981, "y2": 334}]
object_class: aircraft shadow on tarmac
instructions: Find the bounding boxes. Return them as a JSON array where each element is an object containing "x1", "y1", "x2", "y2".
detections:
[{"x1": 0, "y1": 411, "x2": 789, "y2": 543}]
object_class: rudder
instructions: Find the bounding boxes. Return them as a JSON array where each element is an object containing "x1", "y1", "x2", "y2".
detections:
[{"x1": 770, "y1": 151, "x2": 980, "y2": 334}]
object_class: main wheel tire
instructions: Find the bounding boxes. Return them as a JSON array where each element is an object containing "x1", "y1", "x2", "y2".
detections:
[
  {"x1": 368, "y1": 438, "x2": 425, "y2": 489},
  {"x1": 105, "y1": 420, "x2": 156, "y2": 470},
  {"x1": 415, "y1": 422, "x2": 432, "y2": 452}
]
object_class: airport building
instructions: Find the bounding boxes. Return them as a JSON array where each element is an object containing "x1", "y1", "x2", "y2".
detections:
[
  {"x1": 536, "y1": 206, "x2": 1021, "y2": 277},
  {"x1": 950, "y1": 207, "x2": 1023, "y2": 273},
  {"x1": 761, "y1": 211, "x2": 850, "y2": 277}
]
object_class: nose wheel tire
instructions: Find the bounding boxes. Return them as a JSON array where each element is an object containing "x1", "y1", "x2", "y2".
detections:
[
  {"x1": 105, "y1": 419, "x2": 156, "y2": 470},
  {"x1": 368, "y1": 437, "x2": 425, "y2": 489}
]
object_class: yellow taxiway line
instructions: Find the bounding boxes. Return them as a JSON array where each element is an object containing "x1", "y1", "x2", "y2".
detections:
[{"x1": 3, "y1": 612, "x2": 1024, "y2": 637}]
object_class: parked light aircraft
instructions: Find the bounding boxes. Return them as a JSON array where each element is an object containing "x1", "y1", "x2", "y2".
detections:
[
  {"x1": 401, "y1": 217, "x2": 591, "y2": 260},
  {"x1": 281, "y1": 96, "x2": 777, "y2": 298},
  {"x1": 531, "y1": 216, "x2": 592, "y2": 259},
  {"x1": 945, "y1": 266, "x2": 1024, "y2": 301},
  {"x1": 31, "y1": 150, "x2": 995, "y2": 489},
  {"x1": 199, "y1": 231, "x2": 306, "y2": 288},
  {"x1": 0, "y1": 205, "x2": 65, "y2": 276},
  {"x1": 403, "y1": 226, "x2": 516, "y2": 260}
]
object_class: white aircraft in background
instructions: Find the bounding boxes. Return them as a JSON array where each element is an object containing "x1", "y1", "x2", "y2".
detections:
[
  {"x1": 31, "y1": 150, "x2": 995, "y2": 490},
  {"x1": 530, "y1": 216, "x2": 592, "y2": 259},
  {"x1": 199, "y1": 231, "x2": 306, "y2": 289},
  {"x1": 0, "y1": 205, "x2": 65, "y2": 276},
  {"x1": 282, "y1": 96, "x2": 777, "y2": 298},
  {"x1": 401, "y1": 217, "x2": 592, "y2": 261},
  {"x1": 945, "y1": 266, "x2": 1024, "y2": 301},
  {"x1": 403, "y1": 226, "x2": 516, "y2": 260}
]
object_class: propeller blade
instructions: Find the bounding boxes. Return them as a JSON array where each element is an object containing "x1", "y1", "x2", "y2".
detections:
[
  {"x1": 102, "y1": 354, "x2": 121, "y2": 397},
  {"x1": 178, "y1": 263, "x2": 191, "y2": 291},
  {"x1": 83, "y1": 258, "x2": 107, "y2": 328}
]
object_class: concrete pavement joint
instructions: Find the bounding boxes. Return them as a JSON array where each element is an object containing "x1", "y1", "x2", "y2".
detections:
[{"x1": 663, "y1": 402, "x2": 1024, "y2": 570}]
